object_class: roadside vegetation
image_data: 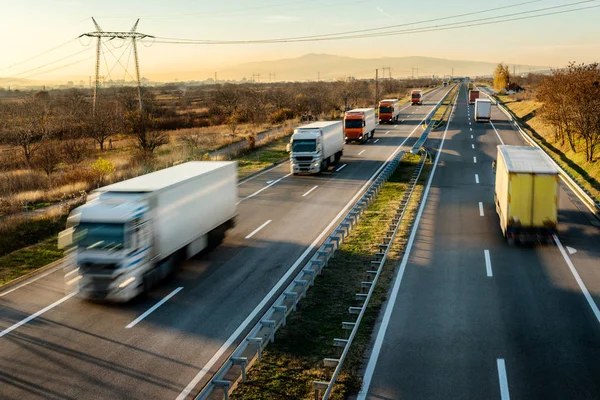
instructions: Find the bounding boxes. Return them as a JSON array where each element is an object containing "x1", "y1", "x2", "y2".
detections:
[
  {"x1": 431, "y1": 84, "x2": 459, "y2": 128},
  {"x1": 232, "y1": 154, "x2": 430, "y2": 400},
  {"x1": 483, "y1": 62, "x2": 600, "y2": 201}
]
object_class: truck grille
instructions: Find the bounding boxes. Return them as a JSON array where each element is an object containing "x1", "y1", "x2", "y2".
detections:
[
  {"x1": 295, "y1": 156, "x2": 313, "y2": 162},
  {"x1": 80, "y1": 262, "x2": 119, "y2": 274}
]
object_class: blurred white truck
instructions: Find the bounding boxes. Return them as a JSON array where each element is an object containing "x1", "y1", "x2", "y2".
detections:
[
  {"x1": 59, "y1": 162, "x2": 238, "y2": 302},
  {"x1": 288, "y1": 121, "x2": 344, "y2": 174}
]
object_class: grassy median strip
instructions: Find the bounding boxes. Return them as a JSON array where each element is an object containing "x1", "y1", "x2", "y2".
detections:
[
  {"x1": 231, "y1": 154, "x2": 431, "y2": 400},
  {"x1": 431, "y1": 85, "x2": 459, "y2": 129}
]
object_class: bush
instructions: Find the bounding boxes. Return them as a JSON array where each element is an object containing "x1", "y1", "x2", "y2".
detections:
[
  {"x1": 269, "y1": 108, "x2": 294, "y2": 124},
  {"x1": 0, "y1": 214, "x2": 68, "y2": 257}
]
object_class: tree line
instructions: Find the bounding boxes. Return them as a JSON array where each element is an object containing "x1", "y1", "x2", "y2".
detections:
[
  {"x1": 0, "y1": 77, "x2": 438, "y2": 175},
  {"x1": 537, "y1": 62, "x2": 600, "y2": 162}
]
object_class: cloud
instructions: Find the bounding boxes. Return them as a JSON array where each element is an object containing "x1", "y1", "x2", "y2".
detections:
[{"x1": 376, "y1": 6, "x2": 397, "y2": 23}]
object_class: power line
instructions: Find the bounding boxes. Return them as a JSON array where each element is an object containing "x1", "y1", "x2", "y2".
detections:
[
  {"x1": 7, "y1": 47, "x2": 94, "y2": 78},
  {"x1": 0, "y1": 38, "x2": 79, "y2": 71},
  {"x1": 153, "y1": 1, "x2": 597, "y2": 45},
  {"x1": 19, "y1": 56, "x2": 94, "y2": 80}
]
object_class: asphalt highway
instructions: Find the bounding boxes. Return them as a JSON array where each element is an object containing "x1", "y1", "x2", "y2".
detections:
[
  {"x1": 358, "y1": 84, "x2": 600, "y2": 400},
  {"x1": 0, "y1": 86, "x2": 451, "y2": 400}
]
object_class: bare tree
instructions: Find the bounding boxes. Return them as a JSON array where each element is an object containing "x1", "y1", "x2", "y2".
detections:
[
  {"x1": 0, "y1": 96, "x2": 54, "y2": 166},
  {"x1": 33, "y1": 141, "x2": 62, "y2": 177},
  {"x1": 125, "y1": 111, "x2": 169, "y2": 154},
  {"x1": 86, "y1": 101, "x2": 118, "y2": 151}
]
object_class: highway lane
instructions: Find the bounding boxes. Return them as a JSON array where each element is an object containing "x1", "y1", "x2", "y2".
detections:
[
  {"x1": 358, "y1": 83, "x2": 600, "y2": 400},
  {"x1": 0, "y1": 87, "x2": 450, "y2": 400}
]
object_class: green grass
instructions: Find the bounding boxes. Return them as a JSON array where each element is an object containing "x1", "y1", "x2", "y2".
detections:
[
  {"x1": 232, "y1": 154, "x2": 430, "y2": 400},
  {"x1": 495, "y1": 96, "x2": 600, "y2": 201},
  {"x1": 236, "y1": 135, "x2": 291, "y2": 179},
  {"x1": 0, "y1": 239, "x2": 64, "y2": 285}
]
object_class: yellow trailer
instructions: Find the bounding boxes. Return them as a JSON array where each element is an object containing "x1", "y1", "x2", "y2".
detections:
[{"x1": 494, "y1": 145, "x2": 559, "y2": 245}]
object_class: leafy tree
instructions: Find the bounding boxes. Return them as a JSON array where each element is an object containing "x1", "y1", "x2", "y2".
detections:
[{"x1": 493, "y1": 63, "x2": 511, "y2": 91}]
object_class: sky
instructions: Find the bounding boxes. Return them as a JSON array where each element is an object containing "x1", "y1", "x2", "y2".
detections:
[{"x1": 0, "y1": 0, "x2": 599, "y2": 83}]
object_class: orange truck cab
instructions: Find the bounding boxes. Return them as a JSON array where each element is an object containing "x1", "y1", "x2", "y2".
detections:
[
  {"x1": 378, "y1": 99, "x2": 400, "y2": 123},
  {"x1": 344, "y1": 108, "x2": 376, "y2": 144},
  {"x1": 469, "y1": 90, "x2": 480, "y2": 104},
  {"x1": 411, "y1": 90, "x2": 423, "y2": 105}
]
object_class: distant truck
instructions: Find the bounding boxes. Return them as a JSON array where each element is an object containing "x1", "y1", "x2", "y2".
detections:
[
  {"x1": 344, "y1": 108, "x2": 376, "y2": 143},
  {"x1": 58, "y1": 162, "x2": 238, "y2": 302},
  {"x1": 474, "y1": 98, "x2": 491, "y2": 122},
  {"x1": 411, "y1": 90, "x2": 423, "y2": 105},
  {"x1": 288, "y1": 121, "x2": 344, "y2": 174},
  {"x1": 378, "y1": 99, "x2": 400, "y2": 124},
  {"x1": 443, "y1": 81, "x2": 448, "y2": 87},
  {"x1": 494, "y1": 146, "x2": 559, "y2": 245},
  {"x1": 469, "y1": 89, "x2": 480, "y2": 104}
]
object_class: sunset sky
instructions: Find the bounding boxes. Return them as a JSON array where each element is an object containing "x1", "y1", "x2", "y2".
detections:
[{"x1": 0, "y1": 0, "x2": 598, "y2": 82}]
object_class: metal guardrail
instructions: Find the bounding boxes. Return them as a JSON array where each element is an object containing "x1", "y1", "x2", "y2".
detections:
[
  {"x1": 195, "y1": 150, "x2": 409, "y2": 400},
  {"x1": 411, "y1": 85, "x2": 456, "y2": 154},
  {"x1": 478, "y1": 86, "x2": 600, "y2": 218},
  {"x1": 314, "y1": 150, "x2": 429, "y2": 400}
]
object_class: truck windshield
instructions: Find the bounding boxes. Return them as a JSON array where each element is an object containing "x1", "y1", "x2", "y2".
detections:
[
  {"x1": 412, "y1": 94, "x2": 421, "y2": 99},
  {"x1": 345, "y1": 119, "x2": 363, "y2": 129},
  {"x1": 292, "y1": 139, "x2": 316, "y2": 152},
  {"x1": 74, "y1": 223, "x2": 125, "y2": 251},
  {"x1": 379, "y1": 106, "x2": 393, "y2": 113}
]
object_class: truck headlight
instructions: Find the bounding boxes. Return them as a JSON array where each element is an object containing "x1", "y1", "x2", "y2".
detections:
[
  {"x1": 359, "y1": 135, "x2": 363, "y2": 139},
  {"x1": 118, "y1": 276, "x2": 136, "y2": 288}
]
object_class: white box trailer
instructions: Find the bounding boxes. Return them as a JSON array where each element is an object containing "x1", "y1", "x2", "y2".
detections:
[
  {"x1": 474, "y1": 98, "x2": 491, "y2": 122},
  {"x1": 289, "y1": 121, "x2": 344, "y2": 174},
  {"x1": 59, "y1": 161, "x2": 238, "y2": 302}
]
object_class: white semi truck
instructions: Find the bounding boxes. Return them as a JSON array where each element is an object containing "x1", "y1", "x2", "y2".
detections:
[
  {"x1": 288, "y1": 121, "x2": 344, "y2": 174},
  {"x1": 59, "y1": 162, "x2": 238, "y2": 302}
]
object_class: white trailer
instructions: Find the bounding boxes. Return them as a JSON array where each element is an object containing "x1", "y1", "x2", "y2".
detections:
[
  {"x1": 474, "y1": 98, "x2": 492, "y2": 122},
  {"x1": 59, "y1": 162, "x2": 238, "y2": 302},
  {"x1": 288, "y1": 121, "x2": 344, "y2": 174}
]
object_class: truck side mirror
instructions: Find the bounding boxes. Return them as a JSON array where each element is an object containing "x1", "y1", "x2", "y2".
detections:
[
  {"x1": 58, "y1": 227, "x2": 74, "y2": 249},
  {"x1": 286, "y1": 144, "x2": 291, "y2": 153}
]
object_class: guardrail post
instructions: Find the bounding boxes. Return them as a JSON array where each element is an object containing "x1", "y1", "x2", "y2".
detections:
[
  {"x1": 313, "y1": 381, "x2": 329, "y2": 400},
  {"x1": 213, "y1": 380, "x2": 231, "y2": 400},
  {"x1": 231, "y1": 357, "x2": 249, "y2": 382},
  {"x1": 248, "y1": 337, "x2": 263, "y2": 362}
]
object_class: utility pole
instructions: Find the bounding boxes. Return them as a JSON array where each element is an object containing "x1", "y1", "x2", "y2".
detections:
[
  {"x1": 81, "y1": 18, "x2": 153, "y2": 115},
  {"x1": 375, "y1": 68, "x2": 379, "y2": 106}
]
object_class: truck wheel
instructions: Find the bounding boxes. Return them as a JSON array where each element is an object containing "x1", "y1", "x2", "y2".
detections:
[
  {"x1": 334, "y1": 152, "x2": 341, "y2": 164},
  {"x1": 371, "y1": 130, "x2": 375, "y2": 139}
]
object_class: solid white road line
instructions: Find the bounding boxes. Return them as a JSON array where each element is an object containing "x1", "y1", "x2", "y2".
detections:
[
  {"x1": 554, "y1": 234, "x2": 600, "y2": 324},
  {"x1": 245, "y1": 220, "x2": 272, "y2": 239},
  {"x1": 178, "y1": 87, "x2": 453, "y2": 400},
  {"x1": 65, "y1": 275, "x2": 82, "y2": 286},
  {"x1": 302, "y1": 185, "x2": 318, "y2": 197},
  {"x1": 243, "y1": 173, "x2": 292, "y2": 201},
  {"x1": 336, "y1": 164, "x2": 347, "y2": 172},
  {"x1": 357, "y1": 99, "x2": 458, "y2": 400},
  {"x1": 125, "y1": 287, "x2": 184, "y2": 329},
  {"x1": 479, "y1": 202, "x2": 484, "y2": 216},
  {"x1": 373, "y1": 139, "x2": 380, "y2": 144},
  {"x1": 475, "y1": 174, "x2": 480, "y2": 184},
  {"x1": 497, "y1": 359, "x2": 511, "y2": 400},
  {"x1": 266, "y1": 180, "x2": 274, "y2": 184},
  {"x1": 474, "y1": 156, "x2": 477, "y2": 163},
  {"x1": 358, "y1": 150, "x2": 366, "y2": 156},
  {"x1": 0, "y1": 292, "x2": 78, "y2": 337},
  {"x1": 490, "y1": 120, "x2": 505, "y2": 145},
  {"x1": 484, "y1": 249, "x2": 493, "y2": 277}
]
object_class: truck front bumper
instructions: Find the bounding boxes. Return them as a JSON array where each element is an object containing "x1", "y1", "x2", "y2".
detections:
[
  {"x1": 291, "y1": 161, "x2": 321, "y2": 174},
  {"x1": 76, "y1": 273, "x2": 142, "y2": 303}
]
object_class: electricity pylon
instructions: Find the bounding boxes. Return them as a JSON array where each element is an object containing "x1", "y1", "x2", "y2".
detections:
[{"x1": 80, "y1": 18, "x2": 154, "y2": 115}]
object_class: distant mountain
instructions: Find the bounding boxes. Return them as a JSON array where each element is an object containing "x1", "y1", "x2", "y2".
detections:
[{"x1": 156, "y1": 54, "x2": 549, "y2": 82}]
